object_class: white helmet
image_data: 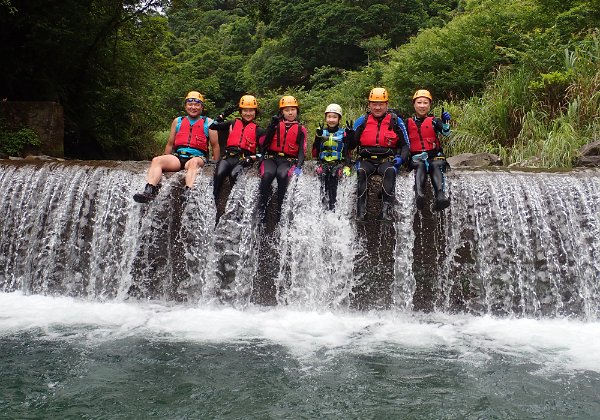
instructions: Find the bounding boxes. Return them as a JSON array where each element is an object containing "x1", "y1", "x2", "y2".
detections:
[{"x1": 324, "y1": 103, "x2": 342, "y2": 118}]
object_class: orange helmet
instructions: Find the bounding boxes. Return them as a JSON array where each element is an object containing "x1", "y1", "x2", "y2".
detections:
[
  {"x1": 279, "y1": 95, "x2": 299, "y2": 109},
  {"x1": 412, "y1": 89, "x2": 433, "y2": 102},
  {"x1": 239, "y1": 95, "x2": 258, "y2": 109},
  {"x1": 185, "y1": 91, "x2": 205, "y2": 103},
  {"x1": 368, "y1": 87, "x2": 389, "y2": 102}
]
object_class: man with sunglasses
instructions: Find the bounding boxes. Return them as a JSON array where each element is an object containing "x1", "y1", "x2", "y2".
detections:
[{"x1": 133, "y1": 91, "x2": 220, "y2": 203}]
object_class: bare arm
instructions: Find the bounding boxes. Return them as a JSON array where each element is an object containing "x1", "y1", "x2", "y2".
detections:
[
  {"x1": 209, "y1": 128, "x2": 220, "y2": 161},
  {"x1": 164, "y1": 118, "x2": 178, "y2": 155}
]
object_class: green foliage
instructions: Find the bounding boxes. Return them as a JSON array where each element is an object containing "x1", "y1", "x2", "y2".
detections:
[
  {"x1": 447, "y1": 31, "x2": 600, "y2": 168},
  {"x1": 309, "y1": 66, "x2": 345, "y2": 91},
  {"x1": 0, "y1": 119, "x2": 41, "y2": 156},
  {"x1": 382, "y1": 0, "x2": 546, "y2": 109},
  {"x1": 2, "y1": 0, "x2": 598, "y2": 166},
  {"x1": 384, "y1": 26, "x2": 497, "y2": 111},
  {"x1": 0, "y1": 0, "x2": 172, "y2": 159},
  {"x1": 528, "y1": 70, "x2": 572, "y2": 118},
  {"x1": 360, "y1": 35, "x2": 391, "y2": 65},
  {"x1": 244, "y1": 40, "x2": 307, "y2": 91}
]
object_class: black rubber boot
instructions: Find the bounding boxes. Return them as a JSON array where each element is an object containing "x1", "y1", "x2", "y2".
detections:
[
  {"x1": 357, "y1": 193, "x2": 367, "y2": 221},
  {"x1": 430, "y1": 161, "x2": 450, "y2": 211},
  {"x1": 434, "y1": 190, "x2": 450, "y2": 211},
  {"x1": 133, "y1": 183, "x2": 159, "y2": 203},
  {"x1": 182, "y1": 186, "x2": 192, "y2": 202},
  {"x1": 381, "y1": 200, "x2": 393, "y2": 221},
  {"x1": 415, "y1": 191, "x2": 426, "y2": 210},
  {"x1": 414, "y1": 171, "x2": 426, "y2": 210}
]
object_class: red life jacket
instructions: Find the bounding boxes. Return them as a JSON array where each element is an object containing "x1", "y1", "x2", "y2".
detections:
[
  {"x1": 359, "y1": 113, "x2": 399, "y2": 148},
  {"x1": 174, "y1": 117, "x2": 208, "y2": 152},
  {"x1": 408, "y1": 116, "x2": 439, "y2": 153},
  {"x1": 227, "y1": 119, "x2": 257, "y2": 153},
  {"x1": 268, "y1": 121, "x2": 303, "y2": 157}
]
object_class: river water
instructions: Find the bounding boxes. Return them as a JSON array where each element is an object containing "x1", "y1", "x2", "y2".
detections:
[
  {"x1": 2, "y1": 293, "x2": 600, "y2": 418},
  {"x1": 1, "y1": 161, "x2": 600, "y2": 418}
]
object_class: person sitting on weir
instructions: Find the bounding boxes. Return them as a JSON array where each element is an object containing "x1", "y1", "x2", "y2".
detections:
[
  {"x1": 406, "y1": 89, "x2": 452, "y2": 211},
  {"x1": 351, "y1": 87, "x2": 410, "y2": 221},
  {"x1": 133, "y1": 91, "x2": 220, "y2": 203},
  {"x1": 257, "y1": 95, "x2": 307, "y2": 223},
  {"x1": 312, "y1": 103, "x2": 353, "y2": 211},
  {"x1": 210, "y1": 94, "x2": 265, "y2": 203}
]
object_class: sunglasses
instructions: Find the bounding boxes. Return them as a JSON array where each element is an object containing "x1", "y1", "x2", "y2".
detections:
[{"x1": 186, "y1": 98, "x2": 203, "y2": 104}]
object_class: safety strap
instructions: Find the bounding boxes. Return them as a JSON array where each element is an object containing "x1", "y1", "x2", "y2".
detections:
[
  {"x1": 412, "y1": 151, "x2": 429, "y2": 171},
  {"x1": 174, "y1": 147, "x2": 206, "y2": 162},
  {"x1": 320, "y1": 150, "x2": 343, "y2": 161}
]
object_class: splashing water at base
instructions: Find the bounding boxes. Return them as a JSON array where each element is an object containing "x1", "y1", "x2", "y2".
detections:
[{"x1": 1, "y1": 292, "x2": 600, "y2": 418}]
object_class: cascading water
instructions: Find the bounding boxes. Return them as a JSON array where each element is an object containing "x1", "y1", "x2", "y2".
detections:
[
  {"x1": 432, "y1": 170, "x2": 600, "y2": 318},
  {"x1": 1, "y1": 160, "x2": 599, "y2": 319},
  {"x1": 2, "y1": 159, "x2": 600, "y2": 418}
]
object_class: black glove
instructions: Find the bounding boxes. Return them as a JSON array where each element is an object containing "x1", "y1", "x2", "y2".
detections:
[
  {"x1": 316, "y1": 123, "x2": 324, "y2": 137},
  {"x1": 220, "y1": 105, "x2": 236, "y2": 120},
  {"x1": 345, "y1": 120, "x2": 354, "y2": 131},
  {"x1": 270, "y1": 115, "x2": 280, "y2": 126},
  {"x1": 215, "y1": 115, "x2": 225, "y2": 123}
]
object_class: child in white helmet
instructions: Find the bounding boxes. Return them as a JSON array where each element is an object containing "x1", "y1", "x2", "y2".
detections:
[{"x1": 312, "y1": 103, "x2": 353, "y2": 210}]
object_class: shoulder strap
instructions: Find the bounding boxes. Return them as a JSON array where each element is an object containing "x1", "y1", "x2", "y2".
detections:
[
  {"x1": 175, "y1": 116, "x2": 184, "y2": 133},
  {"x1": 296, "y1": 122, "x2": 303, "y2": 147},
  {"x1": 388, "y1": 112, "x2": 397, "y2": 131},
  {"x1": 354, "y1": 113, "x2": 368, "y2": 140},
  {"x1": 203, "y1": 117, "x2": 211, "y2": 137}
]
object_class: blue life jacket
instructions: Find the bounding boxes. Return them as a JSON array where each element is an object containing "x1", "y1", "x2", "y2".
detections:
[{"x1": 317, "y1": 127, "x2": 345, "y2": 162}]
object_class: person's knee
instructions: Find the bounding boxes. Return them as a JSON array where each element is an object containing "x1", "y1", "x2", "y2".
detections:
[
  {"x1": 431, "y1": 159, "x2": 445, "y2": 172},
  {"x1": 412, "y1": 160, "x2": 426, "y2": 171},
  {"x1": 357, "y1": 167, "x2": 367, "y2": 180},
  {"x1": 383, "y1": 165, "x2": 396, "y2": 178},
  {"x1": 188, "y1": 158, "x2": 205, "y2": 170},
  {"x1": 151, "y1": 155, "x2": 166, "y2": 167}
]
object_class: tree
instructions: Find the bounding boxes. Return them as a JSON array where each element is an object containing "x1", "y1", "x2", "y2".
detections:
[{"x1": 0, "y1": 0, "x2": 171, "y2": 158}]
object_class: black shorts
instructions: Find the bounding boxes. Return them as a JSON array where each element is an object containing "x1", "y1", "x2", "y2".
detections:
[{"x1": 173, "y1": 151, "x2": 207, "y2": 169}]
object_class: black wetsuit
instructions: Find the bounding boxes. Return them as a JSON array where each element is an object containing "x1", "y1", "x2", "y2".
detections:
[
  {"x1": 353, "y1": 112, "x2": 409, "y2": 220},
  {"x1": 406, "y1": 115, "x2": 450, "y2": 210},
  {"x1": 210, "y1": 119, "x2": 265, "y2": 200},
  {"x1": 258, "y1": 120, "x2": 306, "y2": 222}
]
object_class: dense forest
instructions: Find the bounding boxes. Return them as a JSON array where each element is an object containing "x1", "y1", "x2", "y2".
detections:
[{"x1": 1, "y1": 0, "x2": 598, "y2": 167}]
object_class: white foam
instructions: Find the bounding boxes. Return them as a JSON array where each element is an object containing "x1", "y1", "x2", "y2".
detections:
[{"x1": 1, "y1": 292, "x2": 599, "y2": 372}]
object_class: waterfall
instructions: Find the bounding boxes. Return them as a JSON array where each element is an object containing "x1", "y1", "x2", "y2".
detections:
[
  {"x1": 1, "y1": 160, "x2": 599, "y2": 319},
  {"x1": 435, "y1": 170, "x2": 600, "y2": 318}
]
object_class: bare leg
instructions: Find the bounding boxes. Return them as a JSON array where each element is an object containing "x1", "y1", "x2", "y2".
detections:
[
  {"x1": 147, "y1": 154, "x2": 181, "y2": 185},
  {"x1": 184, "y1": 157, "x2": 206, "y2": 188}
]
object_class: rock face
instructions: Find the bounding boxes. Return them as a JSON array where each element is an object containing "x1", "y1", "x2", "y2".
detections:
[
  {"x1": 0, "y1": 101, "x2": 64, "y2": 158},
  {"x1": 574, "y1": 140, "x2": 600, "y2": 167},
  {"x1": 446, "y1": 152, "x2": 502, "y2": 168}
]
